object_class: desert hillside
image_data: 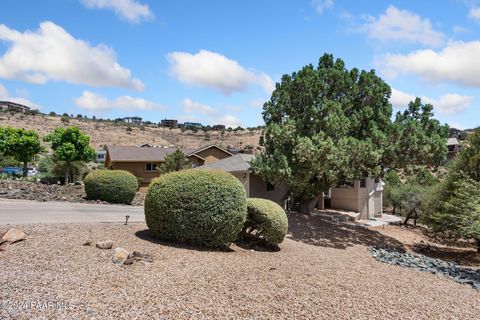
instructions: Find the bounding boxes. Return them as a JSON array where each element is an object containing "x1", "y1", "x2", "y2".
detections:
[{"x1": 0, "y1": 113, "x2": 262, "y2": 151}]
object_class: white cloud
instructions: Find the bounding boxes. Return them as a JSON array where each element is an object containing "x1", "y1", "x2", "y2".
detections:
[
  {"x1": 182, "y1": 98, "x2": 216, "y2": 115},
  {"x1": 0, "y1": 21, "x2": 143, "y2": 90},
  {"x1": 74, "y1": 91, "x2": 163, "y2": 112},
  {"x1": 380, "y1": 41, "x2": 480, "y2": 88},
  {"x1": 81, "y1": 0, "x2": 153, "y2": 23},
  {"x1": 469, "y1": 7, "x2": 480, "y2": 21},
  {"x1": 361, "y1": 6, "x2": 444, "y2": 47},
  {"x1": 0, "y1": 83, "x2": 42, "y2": 110},
  {"x1": 167, "y1": 50, "x2": 274, "y2": 95},
  {"x1": 390, "y1": 88, "x2": 473, "y2": 115},
  {"x1": 311, "y1": 0, "x2": 333, "y2": 15},
  {"x1": 214, "y1": 115, "x2": 242, "y2": 128}
]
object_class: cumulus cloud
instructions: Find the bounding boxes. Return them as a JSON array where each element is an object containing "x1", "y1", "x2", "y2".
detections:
[
  {"x1": 469, "y1": 7, "x2": 480, "y2": 21},
  {"x1": 74, "y1": 91, "x2": 163, "y2": 112},
  {"x1": 81, "y1": 0, "x2": 153, "y2": 23},
  {"x1": 182, "y1": 98, "x2": 216, "y2": 115},
  {"x1": 167, "y1": 50, "x2": 274, "y2": 95},
  {"x1": 214, "y1": 115, "x2": 242, "y2": 128},
  {"x1": 0, "y1": 83, "x2": 41, "y2": 110},
  {"x1": 390, "y1": 88, "x2": 473, "y2": 115},
  {"x1": 361, "y1": 6, "x2": 444, "y2": 47},
  {"x1": 0, "y1": 21, "x2": 143, "y2": 90},
  {"x1": 311, "y1": 0, "x2": 333, "y2": 15},
  {"x1": 380, "y1": 41, "x2": 480, "y2": 88}
]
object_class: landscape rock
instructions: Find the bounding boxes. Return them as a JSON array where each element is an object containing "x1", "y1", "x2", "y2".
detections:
[
  {"x1": 369, "y1": 246, "x2": 480, "y2": 290},
  {"x1": 96, "y1": 240, "x2": 113, "y2": 249},
  {"x1": 1, "y1": 228, "x2": 27, "y2": 244},
  {"x1": 112, "y1": 247, "x2": 129, "y2": 264}
]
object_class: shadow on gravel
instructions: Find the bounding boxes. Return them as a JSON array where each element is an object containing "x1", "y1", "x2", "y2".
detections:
[
  {"x1": 288, "y1": 213, "x2": 405, "y2": 251},
  {"x1": 411, "y1": 243, "x2": 480, "y2": 267},
  {"x1": 134, "y1": 229, "x2": 234, "y2": 252}
]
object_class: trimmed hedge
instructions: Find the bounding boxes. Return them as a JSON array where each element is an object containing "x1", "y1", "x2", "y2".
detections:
[
  {"x1": 144, "y1": 169, "x2": 247, "y2": 247},
  {"x1": 243, "y1": 198, "x2": 288, "y2": 246},
  {"x1": 84, "y1": 170, "x2": 138, "y2": 204}
]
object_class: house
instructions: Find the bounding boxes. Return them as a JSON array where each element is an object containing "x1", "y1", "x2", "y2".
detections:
[
  {"x1": 183, "y1": 122, "x2": 202, "y2": 129},
  {"x1": 96, "y1": 149, "x2": 106, "y2": 163},
  {"x1": 212, "y1": 124, "x2": 226, "y2": 131},
  {"x1": 123, "y1": 117, "x2": 142, "y2": 125},
  {"x1": 200, "y1": 154, "x2": 383, "y2": 220},
  {"x1": 104, "y1": 144, "x2": 233, "y2": 184},
  {"x1": 160, "y1": 119, "x2": 178, "y2": 128},
  {"x1": 0, "y1": 101, "x2": 30, "y2": 113},
  {"x1": 447, "y1": 137, "x2": 462, "y2": 160}
]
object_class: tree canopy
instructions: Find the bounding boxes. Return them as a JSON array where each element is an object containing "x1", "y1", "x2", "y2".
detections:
[
  {"x1": 252, "y1": 54, "x2": 448, "y2": 210},
  {"x1": 158, "y1": 149, "x2": 192, "y2": 174}
]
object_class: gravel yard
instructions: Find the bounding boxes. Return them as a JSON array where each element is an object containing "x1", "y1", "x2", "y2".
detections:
[{"x1": 1, "y1": 217, "x2": 479, "y2": 319}]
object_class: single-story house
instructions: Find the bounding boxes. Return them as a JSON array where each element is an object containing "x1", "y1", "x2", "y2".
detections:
[
  {"x1": 200, "y1": 154, "x2": 383, "y2": 220},
  {"x1": 447, "y1": 137, "x2": 462, "y2": 160},
  {"x1": 104, "y1": 144, "x2": 232, "y2": 183},
  {"x1": 0, "y1": 101, "x2": 30, "y2": 113}
]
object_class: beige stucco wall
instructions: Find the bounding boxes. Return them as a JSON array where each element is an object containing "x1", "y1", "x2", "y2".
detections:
[
  {"x1": 110, "y1": 162, "x2": 161, "y2": 183},
  {"x1": 248, "y1": 174, "x2": 289, "y2": 206},
  {"x1": 195, "y1": 148, "x2": 231, "y2": 164},
  {"x1": 231, "y1": 172, "x2": 250, "y2": 197}
]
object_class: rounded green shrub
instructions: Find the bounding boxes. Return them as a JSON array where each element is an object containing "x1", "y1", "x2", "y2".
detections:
[
  {"x1": 144, "y1": 169, "x2": 247, "y2": 247},
  {"x1": 84, "y1": 170, "x2": 138, "y2": 204},
  {"x1": 243, "y1": 198, "x2": 288, "y2": 246}
]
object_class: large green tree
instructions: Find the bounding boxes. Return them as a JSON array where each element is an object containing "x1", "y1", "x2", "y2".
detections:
[
  {"x1": 423, "y1": 129, "x2": 480, "y2": 252},
  {"x1": 0, "y1": 127, "x2": 45, "y2": 177},
  {"x1": 44, "y1": 127, "x2": 95, "y2": 184},
  {"x1": 158, "y1": 149, "x2": 192, "y2": 174},
  {"x1": 252, "y1": 54, "x2": 448, "y2": 212}
]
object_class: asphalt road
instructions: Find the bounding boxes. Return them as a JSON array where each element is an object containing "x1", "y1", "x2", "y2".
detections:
[{"x1": 0, "y1": 199, "x2": 145, "y2": 225}]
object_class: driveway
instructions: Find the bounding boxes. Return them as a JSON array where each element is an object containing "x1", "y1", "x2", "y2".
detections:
[{"x1": 0, "y1": 199, "x2": 144, "y2": 225}]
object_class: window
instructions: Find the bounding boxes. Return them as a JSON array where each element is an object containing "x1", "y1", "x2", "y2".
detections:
[
  {"x1": 145, "y1": 163, "x2": 157, "y2": 172},
  {"x1": 97, "y1": 154, "x2": 105, "y2": 160},
  {"x1": 360, "y1": 178, "x2": 366, "y2": 188},
  {"x1": 267, "y1": 181, "x2": 275, "y2": 191}
]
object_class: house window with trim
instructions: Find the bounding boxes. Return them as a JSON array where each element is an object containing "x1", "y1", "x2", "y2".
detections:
[
  {"x1": 267, "y1": 181, "x2": 275, "y2": 191},
  {"x1": 145, "y1": 163, "x2": 158, "y2": 172},
  {"x1": 360, "y1": 178, "x2": 366, "y2": 188}
]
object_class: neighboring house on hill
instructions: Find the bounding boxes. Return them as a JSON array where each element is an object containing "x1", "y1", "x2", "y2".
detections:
[
  {"x1": 160, "y1": 119, "x2": 178, "y2": 128},
  {"x1": 447, "y1": 137, "x2": 462, "y2": 160},
  {"x1": 123, "y1": 116, "x2": 142, "y2": 125},
  {"x1": 201, "y1": 154, "x2": 384, "y2": 220},
  {"x1": 183, "y1": 122, "x2": 202, "y2": 128},
  {"x1": 212, "y1": 124, "x2": 226, "y2": 131},
  {"x1": 104, "y1": 144, "x2": 232, "y2": 184},
  {"x1": 0, "y1": 101, "x2": 31, "y2": 113}
]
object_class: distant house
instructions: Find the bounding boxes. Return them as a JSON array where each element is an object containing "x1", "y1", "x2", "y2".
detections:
[
  {"x1": 212, "y1": 124, "x2": 226, "y2": 131},
  {"x1": 96, "y1": 149, "x2": 106, "y2": 163},
  {"x1": 183, "y1": 122, "x2": 202, "y2": 129},
  {"x1": 201, "y1": 154, "x2": 383, "y2": 219},
  {"x1": 160, "y1": 119, "x2": 178, "y2": 128},
  {"x1": 123, "y1": 117, "x2": 142, "y2": 125},
  {"x1": 0, "y1": 101, "x2": 30, "y2": 113},
  {"x1": 447, "y1": 137, "x2": 463, "y2": 160},
  {"x1": 104, "y1": 144, "x2": 232, "y2": 184}
]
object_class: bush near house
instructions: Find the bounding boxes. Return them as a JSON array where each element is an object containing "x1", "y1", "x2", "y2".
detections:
[
  {"x1": 84, "y1": 170, "x2": 138, "y2": 204},
  {"x1": 144, "y1": 169, "x2": 247, "y2": 247},
  {"x1": 242, "y1": 198, "x2": 288, "y2": 246}
]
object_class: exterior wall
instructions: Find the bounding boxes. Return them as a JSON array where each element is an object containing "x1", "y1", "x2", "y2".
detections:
[
  {"x1": 195, "y1": 148, "x2": 231, "y2": 164},
  {"x1": 248, "y1": 174, "x2": 289, "y2": 206},
  {"x1": 187, "y1": 156, "x2": 204, "y2": 168},
  {"x1": 231, "y1": 172, "x2": 250, "y2": 196},
  {"x1": 110, "y1": 162, "x2": 161, "y2": 183}
]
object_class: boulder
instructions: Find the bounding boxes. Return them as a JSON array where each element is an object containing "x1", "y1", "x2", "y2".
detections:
[
  {"x1": 112, "y1": 247, "x2": 129, "y2": 264},
  {"x1": 1, "y1": 228, "x2": 27, "y2": 244},
  {"x1": 96, "y1": 240, "x2": 113, "y2": 249}
]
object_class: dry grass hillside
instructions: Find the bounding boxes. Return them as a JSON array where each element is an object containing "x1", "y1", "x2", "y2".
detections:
[{"x1": 0, "y1": 113, "x2": 262, "y2": 150}]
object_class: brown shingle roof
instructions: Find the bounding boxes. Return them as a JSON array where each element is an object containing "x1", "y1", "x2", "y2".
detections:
[{"x1": 106, "y1": 146, "x2": 196, "y2": 162}]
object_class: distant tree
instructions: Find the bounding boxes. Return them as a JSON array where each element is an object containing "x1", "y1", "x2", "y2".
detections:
[
  {"x1": 158, "y1": 149, "x2": 192, "y2": 174},
  {"x1": 44, "y1": 127, "x2": 96, "y2": 184},
  {"x1": 49, "y1": 111, "x2": 57, "y2": 116},
  {"x1": 61, "y1": 116, "x2": 70, "y2": 124},
  {"x1": 252, "y1": 54, "x2": 448, "y2": 213},
  {"x1": 62, "y1": 113, "x2": 69, "y2": 117},
  {"x1": 92, "y1": 115, "x2": 96, "y2": 121},
  {"x1": 76, "y1": 114, "x2": 83, "y2": 119},
  {"x1": 0, "y1": 127, "x2": 45, "y2": 177},
  {"x1": 423, "y1": 129, "x2": 480, "y2": 252}
]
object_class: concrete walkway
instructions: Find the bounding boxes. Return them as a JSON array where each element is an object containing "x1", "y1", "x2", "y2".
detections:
[{"x1": 0, "y1": 199, "x2": 144, "y2": 225}]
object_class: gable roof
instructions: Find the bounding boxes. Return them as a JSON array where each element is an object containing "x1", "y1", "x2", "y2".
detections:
[
  {"x1": 447, "y1": 138, "x2": 460, "y2": 146},
  {"x1": 199, "y1": 154, "x2": 254, "y2": 172},
  {"x1": 105, "y1": 145, "x2": 229, "y2": 162},
  {"x1": 187, "y1": 144, "x2": 233, "y2": 157}
]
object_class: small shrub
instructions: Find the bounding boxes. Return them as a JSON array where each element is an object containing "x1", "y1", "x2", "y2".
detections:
[
  {"x1": 242, "y1": 198, "x2": 288, "y2": 246},
  {"x1": 84, "y1": 170, "x2": 138, "y2": 204},
  {"x1": 144, "y1": 169, "x2": 247, "y2": 247}
]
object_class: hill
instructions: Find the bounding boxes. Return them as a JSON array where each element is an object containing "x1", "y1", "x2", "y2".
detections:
[{"x1": 0, "y1": 112, "x2": 262, "y2": 151}]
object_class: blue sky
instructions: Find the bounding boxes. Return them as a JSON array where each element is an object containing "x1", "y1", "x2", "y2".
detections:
[{"x1": 0, "y1": 0, "x2": 479, "y2": 129}]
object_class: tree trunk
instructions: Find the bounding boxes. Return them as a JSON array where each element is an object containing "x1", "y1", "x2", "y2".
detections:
[
  {"x1": 299, "y1": 194, "x2": 321, "y2": 214},
  {"x1": 477, "y1": 239, "x2": 480, "y2": 254},
  {"x1": 64, "y1": 166, "x2": 70, "y2": 185},
  {"x1": 22, "y1": 161, "x2": 28, "y2": 178}
]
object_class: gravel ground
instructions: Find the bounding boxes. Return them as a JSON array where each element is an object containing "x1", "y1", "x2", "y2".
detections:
[
  {"x1": 0, "y1": 180, "x2": 145, "y2": 206},
  {"x1": 0, "y1": 221, "x2": 479, "y2": 320}
]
